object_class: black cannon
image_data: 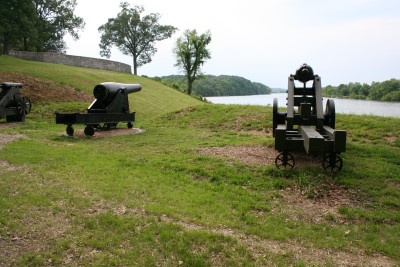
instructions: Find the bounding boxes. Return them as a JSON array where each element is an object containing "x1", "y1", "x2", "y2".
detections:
[
  {"x1": 0, "y1": 82, "x2": 32, "y2": 122},
  {"x1": 56, "y1": 82, "x2": 141, "y2": 136},
  {"x1": 272, "y1": 64, "x2": 346, "y2": 172}
]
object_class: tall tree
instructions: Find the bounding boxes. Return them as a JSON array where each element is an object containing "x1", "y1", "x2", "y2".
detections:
[
  {"x1": 0, "y1": 0, "x2": 36, "y2": 53},
  {"x1": 98, "y1": 2, "x2": 177, "y2": 75},
  {"x1": 173, "y1": 29, "x2": 211, "y2": 95},
  {"x1": 32, "y1": 0, "x2": 85, "y2": 52},
  {"x1": 0, "y1": 0, "x2": 84, "y2": 53}
]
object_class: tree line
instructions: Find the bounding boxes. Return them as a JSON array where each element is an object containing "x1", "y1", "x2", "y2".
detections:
[
  {"x1": 150, "y1": 75, "x2": 272, "y2": 97},
  {"x1": 323, "y1": 79, "x2": 400, "y2": 101}
]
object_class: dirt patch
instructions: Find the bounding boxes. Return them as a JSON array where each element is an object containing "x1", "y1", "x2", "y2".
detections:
[
  {"x1": 0, "y1": 132, "x2": 27, "y2": 173},
  {"x1": 198, "y1": 145, "x2": 322, "y2": 168},
  {"x1": 384, "y1": 135, "x2": 397, "y2": 143},
  {"x1": 198, "y1": 145, "x2": 276, "y2": 165},
  {"x1": 0, "y1": 160, "x2": 20, "y2": 172},
  {"x1": 59, "y1": 127, "x2": 145, "y2": 138},
  {"x1": 274, "y1": 184, "x2": 357, "y2": 224},
  {"x1": 0, "y1": 72, "x2": 92, "y2": 103},
  {"x1": 0, "y1": 208, "x2": 72, "y2": 266},
  {"x1": 0, "y1": 132, "x2": 26, "y2": 149}
]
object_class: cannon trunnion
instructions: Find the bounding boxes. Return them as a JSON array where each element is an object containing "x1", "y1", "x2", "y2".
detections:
[
  {"x1": 272, "y1": 64, "x2": 346, "y2": 172},
  {"x1": 0, "y1": 82, "x2": 32, "y2": 122},
  {"x1": 56, "y1": 82, "x2": 141, "y2": 136}
]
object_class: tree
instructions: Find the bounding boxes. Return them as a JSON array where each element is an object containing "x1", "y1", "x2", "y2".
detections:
[
  {"x1": 32, "y1": 0, "x2": 85, "y2": 52},
  {"x1": 98, "y1": 3, "x2": 177, "y2": 75},
  {"x1": 0, "y1": 0, "x2": 36, "y2": 53},
  {"x1": 173, "y1": 29, "x2": 211, "y2": 95},
  {"x1": 0, "y1": 0, "x2": 84, "y2": 53}
]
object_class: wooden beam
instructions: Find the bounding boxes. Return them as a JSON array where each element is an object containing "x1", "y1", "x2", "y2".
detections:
[{"x1": 300, "y1": 126, "x2": 324, "y2": 154}]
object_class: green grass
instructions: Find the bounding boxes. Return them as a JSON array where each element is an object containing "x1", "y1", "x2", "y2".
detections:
[
  {"x1": 0, "y1": 55, "x2": 203, "y2": 120},
  {"x1": 1, "y1": 56, "x2": 399, "y2": 266}
]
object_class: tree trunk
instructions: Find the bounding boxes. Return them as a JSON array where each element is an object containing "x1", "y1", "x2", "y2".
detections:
[
  {"x1": 23, "y1": 37, "x2": 28, "y2": 51},
  {"x1": 187, "y1": 79, "x2": 193, "y2": 95},
  {"x1": 133, "y1": 56, "x2": 137, "y2": 75},
  {"x1": 2, "y1": 33, "x2": 10, "y2": 54}
]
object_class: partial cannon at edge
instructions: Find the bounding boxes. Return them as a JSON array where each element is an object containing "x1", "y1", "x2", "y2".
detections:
[
  {"x1": 55, "y1": 82, "x2": 141, "y2": 136},
  {"x1": 0, "y1": 82, "x2": 32, "y2": 122}
]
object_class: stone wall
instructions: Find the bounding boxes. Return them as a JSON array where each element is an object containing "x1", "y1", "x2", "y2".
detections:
[{"x1": 9, "y1": 51, "x2": 131, "y2": 73}]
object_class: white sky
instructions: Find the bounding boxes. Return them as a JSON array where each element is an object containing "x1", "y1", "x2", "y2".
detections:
[{"x1": 65, "y1": 0, "x2": 400, "y2": 88}]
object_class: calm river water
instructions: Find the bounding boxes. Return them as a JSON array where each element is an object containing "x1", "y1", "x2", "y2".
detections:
[{"x1": 205, "y1": 93, "x2": 400, "y2": 118}]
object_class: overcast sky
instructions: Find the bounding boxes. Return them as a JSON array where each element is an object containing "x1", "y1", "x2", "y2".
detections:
[{"x1": 65, "y1": 0, "x2": 400, "y2": 88}]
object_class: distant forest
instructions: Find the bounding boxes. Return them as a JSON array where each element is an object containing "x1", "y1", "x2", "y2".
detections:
[
  {"x1": 323, "y1": 79, "x2": 400, "y2": 101},
  {"x1": 150, "y1": 75, "x2": 272, "y2": 97}
]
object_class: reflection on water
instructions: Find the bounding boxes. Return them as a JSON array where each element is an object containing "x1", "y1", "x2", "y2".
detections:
[{"x1": 205, "y1": 93, "x2": 400, "y2": 118}]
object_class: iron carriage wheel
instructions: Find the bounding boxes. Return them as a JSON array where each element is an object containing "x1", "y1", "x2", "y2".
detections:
[
  {"x1": 275, "y1": 151, "x2": 295, "y2": 170},
  {"x1": 322, "y1": 152, "x2": 343, "y2": 173},
  {"x1": 84, "y1": 125, "x2": 95, "y2": 136},
  {"x1": 15, "y1": 96, "x2": 32, "y2": 115},
  {"x1": 66, "y1": 125, "x2": 74, "y2": 136},
  {"x1": 12, "y1": 96, "x2": 32, "y2": 121}
]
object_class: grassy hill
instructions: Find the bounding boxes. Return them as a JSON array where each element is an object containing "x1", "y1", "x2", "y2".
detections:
[
  {"x1": 0, "y1": 55, "x2": 203, "y2": 121},
  {"x1": 0, "y1": 55, "x2": 399, "y2": 266}
]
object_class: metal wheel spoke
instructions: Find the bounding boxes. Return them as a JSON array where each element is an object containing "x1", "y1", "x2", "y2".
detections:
[
  {"x1": 275, "y1": 152, "x2": 295, "y2": 170},
  {"x1": 323, "y1": 153, "x2": 343, "y2": 172}
]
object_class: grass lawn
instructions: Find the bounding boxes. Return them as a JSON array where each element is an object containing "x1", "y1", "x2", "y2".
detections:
[{"x1": 0, "y1": 56, "x2": 399, "y2": 266}]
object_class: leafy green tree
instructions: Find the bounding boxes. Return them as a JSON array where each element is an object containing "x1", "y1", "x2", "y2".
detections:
[
  {"x1": 0, "y1": 0, "x2": 36, "y2": 53},
  {"x1": 173, "y1": 29, "x2": 211, "y2": 95},
  {"x1": 98, "y1": 2, "x2": 177, "y2": 75},
  {"x1": 323, "y1": 79, "x2": 400, "y2": 101},
  {"x1": 0, "y1": 0, "x2": 84, "y2": 53},
  {"x1": 32, "y1": 0, "x2": 85, "y2": 52}
]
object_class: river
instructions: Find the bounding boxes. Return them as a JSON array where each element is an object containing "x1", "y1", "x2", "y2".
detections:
[{"x1": 205, "y1": 93, "x2": 400, "y2": 118}]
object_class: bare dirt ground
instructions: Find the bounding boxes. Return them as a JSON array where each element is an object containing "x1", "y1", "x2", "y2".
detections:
[{"x1": 0, "y1": 72, "x2": 92, "y2": 103}]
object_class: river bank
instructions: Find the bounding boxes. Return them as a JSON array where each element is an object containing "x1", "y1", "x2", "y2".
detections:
[{"x1": 205, "y1": 93, "x2": 400, "y2": 118}]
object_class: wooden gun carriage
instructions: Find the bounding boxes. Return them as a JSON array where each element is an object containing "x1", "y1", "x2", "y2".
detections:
[{"x1": 272, "y1": 64, "x2": 346, "y2": 172}]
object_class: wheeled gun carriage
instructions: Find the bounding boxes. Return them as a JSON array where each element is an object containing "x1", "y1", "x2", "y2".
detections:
[
  {"x1": 272, "y1": 64, "x2": 346, "y2": 172},
  {"x1": 56, "y1": 82, "x2": 141, "y2": 136},
  {"x1": 0, "y1": 82, "x2": 32, "y2": 122}
]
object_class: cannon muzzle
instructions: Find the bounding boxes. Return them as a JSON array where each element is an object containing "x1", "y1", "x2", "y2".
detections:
[
  {"x1": 93, "y1": 82, "x2": 142, "y2": 101},
  {"x1": 294, "y1": 64, "x2": 314, "y2": 83},
  {"x1": 1, "y1": 82, "x2": 23, "y2": 90}
]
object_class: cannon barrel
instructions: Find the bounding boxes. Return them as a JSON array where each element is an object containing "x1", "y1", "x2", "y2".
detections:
[
  {"x1": 1, "y1": 82, "x2": 23, "y2": 89},
  {"x1": 93, "y1": 82, "x2": 142, "y2": 101},
  {"x1": 294, "y1": 64, "x2": 314, "y2": 83}
]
